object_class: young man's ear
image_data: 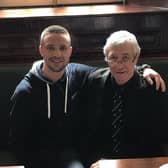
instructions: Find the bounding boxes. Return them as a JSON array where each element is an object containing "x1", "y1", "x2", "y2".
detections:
[
  {"x1": 66, "y1": 46, "x2": 72, "y2": 60},
  {"x1": 39, "y1": 45, "x2": 44, "y2": 59},
  {"x1": 69, "y1": 46, "x2": 73, "y2": 57}
]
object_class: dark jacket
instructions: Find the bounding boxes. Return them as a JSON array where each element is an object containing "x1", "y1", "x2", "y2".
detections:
[
  {"x1": 79, "y1": 68, "x2": 168, "y2": 165},
  {"x1": 9, "y1": 60, "x2": 96, "y2": 168}
]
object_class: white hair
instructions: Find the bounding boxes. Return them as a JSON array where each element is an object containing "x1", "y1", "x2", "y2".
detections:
[{"x1": 103, "y1": 30, "x2": 141, "y2": 57}]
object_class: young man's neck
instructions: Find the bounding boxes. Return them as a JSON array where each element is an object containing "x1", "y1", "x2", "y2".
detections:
[{"x1": 42, "y1": 66, "x2": 65, "y2": 82}]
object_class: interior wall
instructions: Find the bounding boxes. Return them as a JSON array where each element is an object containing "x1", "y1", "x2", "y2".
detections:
[{"x1": 0, "y1": 4, "x2": 168, "y2": 65}]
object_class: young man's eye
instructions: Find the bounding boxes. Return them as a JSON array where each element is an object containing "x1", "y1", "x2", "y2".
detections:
[
  {"x1": 45, "y1": 45, "x2": 68, "y2": 52},
  {"x1": 60, "y1": 46, "x2": 67, "y2": 51}
]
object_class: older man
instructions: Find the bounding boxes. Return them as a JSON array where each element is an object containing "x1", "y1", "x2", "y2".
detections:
[{"x1": 78, "y1": 30, "x2": 168, "y2": 168}]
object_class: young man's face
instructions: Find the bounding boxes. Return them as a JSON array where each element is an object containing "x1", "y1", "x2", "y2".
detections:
[
  {"x1": 106, "y1": 42, "x2": 138, "y2": 85},
  {"x1": 39, "y1": 33, "x2": 72, "y2": 73}
]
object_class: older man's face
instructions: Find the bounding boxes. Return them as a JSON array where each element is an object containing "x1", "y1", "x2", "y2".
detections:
[{"x1": 106, "y1": 42, "x2": 138, "y2": 85}]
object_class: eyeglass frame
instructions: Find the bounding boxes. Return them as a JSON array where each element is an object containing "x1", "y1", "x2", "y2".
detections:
[{"x1": 104, "y1": 54, "x2": 137, "y2": 64}]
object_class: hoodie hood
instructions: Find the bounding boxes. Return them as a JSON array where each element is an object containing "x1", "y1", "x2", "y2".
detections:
[
  {"x1": 29, "y1": 60, "x2": 69, "y2": 119},
  {"x1": 30, "y1": 60, "x2": 53, "y2": 84}
]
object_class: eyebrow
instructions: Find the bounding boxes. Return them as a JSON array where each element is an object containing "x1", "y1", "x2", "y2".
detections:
[{"x1": 109, "y1": 53, "x2": 130, "y2": 57}]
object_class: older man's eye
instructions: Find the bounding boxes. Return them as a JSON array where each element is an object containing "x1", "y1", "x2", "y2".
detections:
[
  {"x1": 46, "y1": 46, "x2": 55, "y2": 51},
  {"x1": 123, "y1": 55, "x2": 130, "y2": 62},
  {"x1": 109, "y1": 56, "x2": 117, "y2": 61}
]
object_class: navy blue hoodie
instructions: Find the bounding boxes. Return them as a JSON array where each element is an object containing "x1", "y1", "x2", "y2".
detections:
[{"x1": 9, "y1": 60, "x2": 96, "y2": 167}]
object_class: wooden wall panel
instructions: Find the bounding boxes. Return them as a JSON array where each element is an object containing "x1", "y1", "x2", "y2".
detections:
[{"x1": 0, "y1": 5, "x2": 168, "y2": 65}]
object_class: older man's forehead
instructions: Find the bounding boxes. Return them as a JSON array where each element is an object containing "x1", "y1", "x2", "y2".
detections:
[{"x1": 108, "y1": 46, "x2": 134, "y2": 56}]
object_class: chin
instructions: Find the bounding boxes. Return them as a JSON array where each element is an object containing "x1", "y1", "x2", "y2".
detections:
[
  {"x1": 117, "y1": 81, "x2": 126, "y2": 85},
  {"x1": 116, "y1": 78, "x2": 128, "y2": 85}
]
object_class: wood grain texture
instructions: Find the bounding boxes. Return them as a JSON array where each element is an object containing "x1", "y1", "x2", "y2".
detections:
[{"x1": 0, "y1": 4, "x2": 168, "y2": 64}]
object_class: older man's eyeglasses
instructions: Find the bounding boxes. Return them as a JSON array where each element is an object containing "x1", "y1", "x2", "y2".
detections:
[{"x1": 104, "y1": 55, "x2": 136, "y2": 64}]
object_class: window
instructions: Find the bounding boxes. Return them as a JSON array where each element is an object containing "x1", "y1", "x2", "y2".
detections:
[{"x1": 0, "y1": 0, "x2": 124, "y2": 8}]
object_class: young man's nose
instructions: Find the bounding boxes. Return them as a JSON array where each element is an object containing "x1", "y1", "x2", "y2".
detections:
[{"x1": 54, "y1": 48, "x2": 62, "y2": 56}]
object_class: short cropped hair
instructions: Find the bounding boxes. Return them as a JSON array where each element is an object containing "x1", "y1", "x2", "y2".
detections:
[
  {"x1": 40, "y1": 25, "x2": 71, "y2": 45},
  {"x1": 103, "y1": 30, "x2": 141, "y2": 57}
]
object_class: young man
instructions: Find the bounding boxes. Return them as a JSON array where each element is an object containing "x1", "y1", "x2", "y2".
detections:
[
  {"x1": 9, "y1": 25, "x2": 166, "y2": 168},
  {"x1": 79, "y1": 30, "x2": 168, "y2": 168},
  {"x1": 9, "y1": 25, "x2": 94, "y2": 168}
]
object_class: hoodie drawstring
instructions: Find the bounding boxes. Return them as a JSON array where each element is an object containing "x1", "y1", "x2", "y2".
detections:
[
  {"x1": 64, "y1": 76, "x2": 68, "y2": 114},
  {"x1": 46, "y1": 76, "x2": 68, "y2": 119},
  {"x1": 47, "y1": 83, "x2": 51, "y2": 119}
]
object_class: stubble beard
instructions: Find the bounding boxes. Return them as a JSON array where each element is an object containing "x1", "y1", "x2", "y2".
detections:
[{"x1": 46, "y1": 60, "x2": 68, "y2": 73}]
